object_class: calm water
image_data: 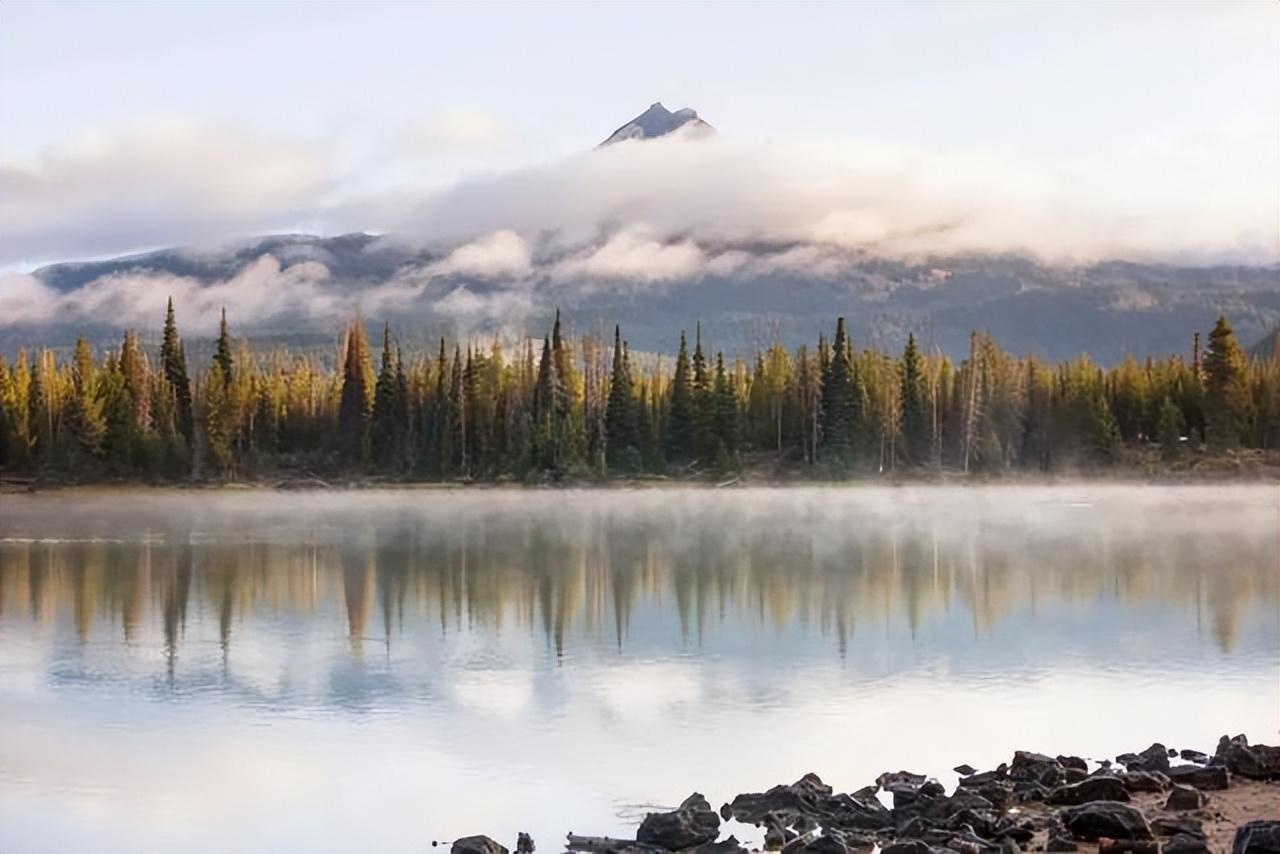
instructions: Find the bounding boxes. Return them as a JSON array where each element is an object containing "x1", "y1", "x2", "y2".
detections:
[{"x1": 0, "y1": 485, "x2": 1276, "y2": 852}]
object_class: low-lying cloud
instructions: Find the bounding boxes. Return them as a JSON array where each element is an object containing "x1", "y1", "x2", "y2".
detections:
[{"x1": 1, "y1": 113, "x2": 1277, "y2": 335}]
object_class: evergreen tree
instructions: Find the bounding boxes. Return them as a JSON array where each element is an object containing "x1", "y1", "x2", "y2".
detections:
[
  {"x1": 1157, "y1": 396, "x2": 1185, "y2": 461},
  {"x1": 63, "y1": 337, "x2": 106, "y2": 465},
  {"x1": 711, "y1": 352, "x2": 739, "y2": 464},
  {"x1": 899, "y1": 333, "x2": 929, "y2": 465},
  {"x1": 337, "y1": 318, "x2": 373, "y2": 464},
  {"x1": 161, "y1": 297, "x2": 194, "y2": 444},
  {"x1": 1203, "y1": 316, "x2": 1249, "y2": 451},
  {"x1": 371, "y1": 324, "x2": 399, "y2": 470},
  {"x1": 820, "y1": 317, "x2": 858, "y2": 469},
  {"x1": 604, "y1": 325, "x2": 636, "y2": 469},
  {"x1": 666, "y1": 331, "x2": 696, "y2": 463},
  {"x1": 214, "y1": 307, "x2": 234, "y2": 383},
  {"x1": 201, "y1": 367, "x2": 234, "y2": 478}
]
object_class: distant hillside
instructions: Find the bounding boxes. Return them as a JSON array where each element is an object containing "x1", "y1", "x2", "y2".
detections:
[
  {"x1": 1251, "y1": 327, "x2": 1280, "y2": 360},
  {"x1": 8, "y1": 232, "x2": 1279, "y2": 364}
]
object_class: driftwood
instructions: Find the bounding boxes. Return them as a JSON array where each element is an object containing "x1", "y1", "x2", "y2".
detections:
[{"x1": 565, "y1": 834, "x2": 665, "y2": 854}]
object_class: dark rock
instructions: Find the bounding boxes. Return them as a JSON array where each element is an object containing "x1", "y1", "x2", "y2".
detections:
[
  {"x1": 453, "y1": 837, "x2": 509, "y2": 854},
  {"x1": 1180, "y1": 750, "x2": 1209, "y2": 765},
  {"x1": 1063, "y1": 802, "x2": 1153, "y2": 841},
  {"x1": 1164, "y1": 784, "x2": 1208, "y2": 811},
  {"x1": 1166, "y1": 764, "x2": 1230, "y2": 790},
  {"x1": 959, "y1": 781, "x2": 1013, "y2": 812},
  {"x1": 897, "y1": 816, "x2": 936, "y2": 839},
  {"x1": 637, "y1": 793, "x2": 720, "y2": 850},
  {"x1": 1168, "y1": 748, "x2": 1179, "y2": 757},
  {"x1": 1012, "y1": 781, "x2": 1051, "y2": 803},
  {"x1": 793, "y1": 817, "x2": 820, "y2": 836},
  {"x1": 992, "y1": 818, "x2": 1035, "y2": 845},
  {"x1": 764, "y1": 823, "x2": 794, "y2": 850},
  {"x1": 879, "y1": 770, "x2": 928, "y2": 791},
  {"x1": 881, "y1": 843, "x2": 947, "y2": 854},
  {"x1": 954, "y1": 765, "x2": 978, "y2": 777},
  {"x1": 1048, "y1": 776, "x2": 1130, "y2": 805},
  {"x1": 940, "y1": 792, "x2": 996, "y2": 819},
  {"x1": 517, "y1": 833, "x2": 535, "y2": 854},
  {"x1": 1045, "y1": 833, "x2": 1077, "y2": 852},
  {"x1": 1063, "y1": 767, "x2": 1088, "y2": 785},
  {"x1": 797, "y1": 836, "x2": 848, "y2": 854},
  {"x1": 1121, "y1": 743, "x2": 1171, "y2": 774},
  {"x1": 959, "y1": 766, "x2": 1008, "y2": 788},
  {"x1": 1057, "y1": 756, "x2": 1089, "y2": 773},
  {"x1": 688, "y1": 839, "x2": 747, "y2": 854},
  {"x1": 1121, "y1": 771, "x2": 1170, "y2": 793},
  {"x1": 1097, "y1": 841, "x2": 1159, "y2": 854},
  {"x1": 1233, "y1": 821, "x2": 1280, "y2": 854},
  {"x1": 1009, "y1": 752, "x2": 1065, "y2": 787},
  {"x1": 1151, "y1": 816, "x2": 1203, "y2": 838},
  {"x1": 946, "y1": 809, "x2": 1000, "y2": 838},
  {"x1": 1165, "y1": 834, "x2": 1210, "y2": 854},
  {"x1": 722, "y1": 775, "x2": 833, "y2": 825},
  {"x1": 821, "y1": 793, "x2": 893, "y2": 832},
  {"x1": 1215, "y1": 735, "x2": 1280, "y2": 780}
]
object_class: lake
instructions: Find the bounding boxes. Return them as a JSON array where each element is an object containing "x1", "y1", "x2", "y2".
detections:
[{"x1": 0, "y1": 485, "x2": 1276, "y2": 852}]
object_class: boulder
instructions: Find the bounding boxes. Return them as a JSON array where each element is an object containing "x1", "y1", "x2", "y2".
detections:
[
  {"x1": 637, "y1": 793, "x2": 721, "y2": 851},
  {"x1": 1096, "y1": 841, "x2": 1159, "y2": 854},
  {"x1": 1165, "y1": 835, "x2": 1210, "y2": 854},
  {"x1": 881, "y1": 842, "x2": 947, "y2": 854},
  {"x1": 1063, "y1": 767, "x2": 1088, "y2": 784},
  {"x1": 516, "y1": 833, "x2": 535, "y2": 854},
  {"x1": 1215, "y1": 735, "x2": 1280, "y2": 780},
  {"x1": 1166, "y1": 764, "x2": 1230, "y2": 790},
  {"x1": 453, "y1": 837, "x2": 509, "y2": 854},
  {"x1": 1057, "y1": 755, "x2": 1089, "y2": 773},
  {"x1": 945, "y1": 809, "x2": 1000, "y2": 839},
  {"x1": 954, "y1": 764, "x2": 978, "y2": 777},
  {"x1": 1179, "y1": 750, "x2": 1209, "y2": 765},
  {"x1": 1164, "y1": 784, "x2": 1209, "y2": 811},
  {"x1": 1011, "y1": 781, "x2": 1050, "y2": 803},
  {"x1": 1233, "y1": 821, "x2": 1280, "y2": 854},
  {"x1": 1045, "y1": 833, "x2": 1078, "y2": 852},
  {"x1": 1063, "y1": 802, "x2": 1153, "y2": 842},
  {"x1": 1048, "y1": 776, "x2": 1130, "y2": 805},
  {"x1": 687, "y1": 839, "x2": 747, "y2": 854},
  {"x1": 1009, "y1": 751, "x2": 1065, "y2": 787},
  {"x1": 1120, "y1": 743, "x2": 1171, "y2": 774},
  {"x1": 1151, "y1": 816, "x2": 1203, "y2": 837},
  {"x1": 795, "y1": 836, "x2": 847, "y2": 854},
  {"x1": 1121, "y1": 771, "x2": 1170, "y2": 793},
  {"x1": 822, "y1": 793, "x2": 893, "y2": 831},
  {"x1": 722, "y1": 775, "x2": 832, "y2": 825}
]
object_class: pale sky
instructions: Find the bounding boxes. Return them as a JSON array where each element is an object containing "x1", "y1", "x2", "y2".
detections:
[{"x1": 1, "y1": 1, "x2": 1277, "y2": 269}]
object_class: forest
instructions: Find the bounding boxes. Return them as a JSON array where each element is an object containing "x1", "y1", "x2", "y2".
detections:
[{"x1": 0, "y1": 302, "x2": 1277, "y2": 482}]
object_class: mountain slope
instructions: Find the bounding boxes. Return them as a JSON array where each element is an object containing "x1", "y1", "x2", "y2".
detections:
[{"x1": 600, "y1": 102, "x2": 714, "y2": 146}]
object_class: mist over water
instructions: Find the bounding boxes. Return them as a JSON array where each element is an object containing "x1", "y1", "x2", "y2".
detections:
[{"x1": 0, "y1": 485, "x2": 1276, "y2": 852}]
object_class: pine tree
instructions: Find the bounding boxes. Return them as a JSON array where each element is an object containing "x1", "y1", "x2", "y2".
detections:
[
  {"x1": 214, "y1": 307, "x2": 234, "y2": 383},
  {"x1": 63, "y1": 337, "x2": 106, "y2": 465},
  {"x1": 1157, "y1": 396, "x2": 1185, "y2": 461},
  {"x1": 711, "y1": 352, "x2": 739, "y2": 464},
  {"x1": 161, "y1": 297, "x2": 194, "y2": 444},
  {"x1": 899, "y1": 333, "x2": 929, "y2": 466},
  {"x1": 337, "y1": 318, "x2": 373, "y2": 465},
  {"x1": 201, "y1": 367, "x2": 234, "y2": 478},
  {"x1": 1203, "y1": 316, "x2": 1249, "y2": 451},
  {"x1": 533, "y1": 336, "x2": 559, "y2": 470},
  {"x1": 605, "y1": 325, "x2": 636, "y2": 469},
  {"x1": 666, "y1": 331, "x2": 696, "y2": 463},
  {"x1": 371, "y1": 323, "x2": 399, "y2": 470},
  {"x1": 820, "y1": 317, "x2": 858, "y2": 469}
]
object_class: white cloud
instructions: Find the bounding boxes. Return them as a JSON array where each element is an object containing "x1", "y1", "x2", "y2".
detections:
[
  {"x1": 550, "y1": 229, "x2": 707, "y2": 285},
  {"x1": 430, "y1": 230, "x2": 532, "y2": 279},
  {"x1": 0, "y1": 119, "x2": 332, "y2": 266}
]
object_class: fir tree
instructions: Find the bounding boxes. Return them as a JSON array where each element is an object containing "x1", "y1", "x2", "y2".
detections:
[
  {"x1": 666, "y1": 331, "x2": 696, "y2": 462},
  {"x1": 214, "y1": 307, "x2": 234, "y2": 383},
  {"x1": 371, "y1": 323, "x2": 399, "y2": 470},
  {"x1": 899, "y1": 333, "x2": 929, "y2": 465},
  {"x1": 1203, "y1": 316, "x2": 1249, "y2": 451},
  {"x1": 605, "y1": 325, "x2": 636, "y2": 469},
  {"x1": 1157, "y1": 396, "x2": 1185, "y2": 461},
  {"x1": 820, "y1": 317, "x2": 858, "y2": 469},
  {"x1": 161, "y1": 297, "x2": 194, "y2": 444},
  {"x1": 711, "y1": 352, "x2": 739, "y2": 464},
  {"x1": 337, "y1": 318, "x2": 373, "y2": 464}
]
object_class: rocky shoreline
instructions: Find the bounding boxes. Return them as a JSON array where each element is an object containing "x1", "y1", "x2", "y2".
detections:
[{"x1": 446, "y1": 735, "x2": 1279, "y2": 854}]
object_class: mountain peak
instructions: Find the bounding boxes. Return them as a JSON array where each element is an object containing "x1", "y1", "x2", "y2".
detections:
[{"x1": 600, "y1": 102, "x2": 714, "y2": 146}]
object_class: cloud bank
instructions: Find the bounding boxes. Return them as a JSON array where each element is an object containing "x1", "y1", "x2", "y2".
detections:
[{"x1": 1, "y1": 114, "x2": 1277, "y2": 336}]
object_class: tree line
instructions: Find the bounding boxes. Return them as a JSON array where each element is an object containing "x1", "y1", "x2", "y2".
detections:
[{"x1": 0, "y1": 301, "x2": 1276, "y2": 481}]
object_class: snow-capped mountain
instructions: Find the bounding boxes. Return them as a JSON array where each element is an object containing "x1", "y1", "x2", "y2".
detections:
[{"x1": 599, "y1": 102, "x2": 714, "y2": 146}]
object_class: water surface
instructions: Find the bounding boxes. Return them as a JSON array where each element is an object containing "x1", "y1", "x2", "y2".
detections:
[{"x1": 0, "y1": 485, "x2": 1276, "y2": 852}]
